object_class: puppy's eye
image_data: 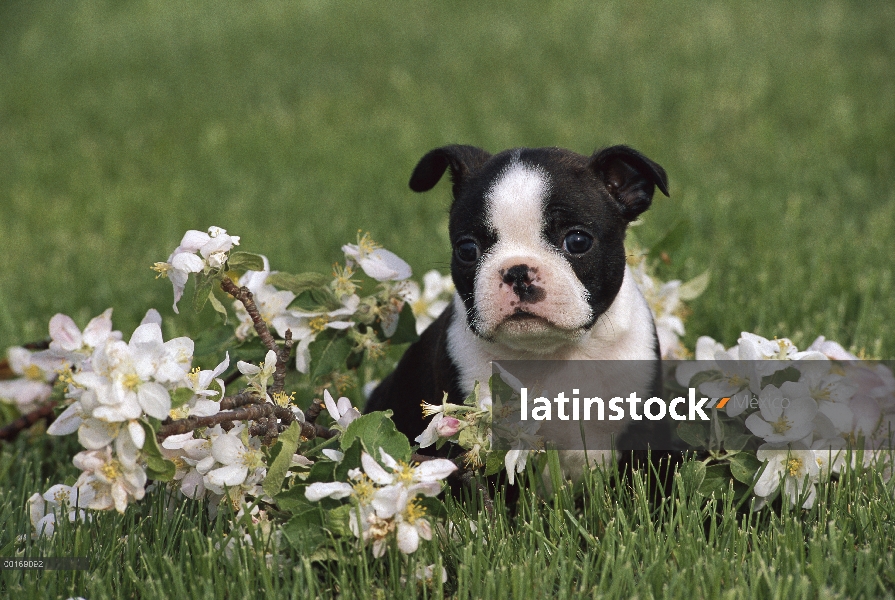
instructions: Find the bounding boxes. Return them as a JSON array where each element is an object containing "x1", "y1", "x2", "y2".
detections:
[
  {"x1": 563, "y1": 231, "x2": 593, "y2": 254},
  {"x1": 455, "y1": 240, "x2": 480, "y2": 264}
]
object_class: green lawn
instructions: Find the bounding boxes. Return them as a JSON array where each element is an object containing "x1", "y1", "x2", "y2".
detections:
[{"x1": 1, "y1": 0, "x2": 894, "y2": 597}]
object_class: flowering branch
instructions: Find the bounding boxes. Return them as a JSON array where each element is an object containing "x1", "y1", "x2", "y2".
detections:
[
  {"x1": 158, "y1": 393, "x2": 336, "y2": 442},
  {"x1": 219, "y1": 277, "x2": 294, "y2": 395}
]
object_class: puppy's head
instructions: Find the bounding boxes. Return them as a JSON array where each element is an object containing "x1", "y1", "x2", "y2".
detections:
[{"x1": 410, "y1": 145, "x2": 668, "y2": 353}]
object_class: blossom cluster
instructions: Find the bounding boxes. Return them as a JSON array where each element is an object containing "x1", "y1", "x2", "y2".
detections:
[
  {"x1": 305, "y1": 447, "x2": 457, "y2": 556},
  {"x1": 227, "y1": 232, "x2": 415, "y2": 373},
  {"x1": 627, "y1": 254, "x2": 709, "y2": 359},
  {"x1": 680, "y1": 332, "x2": 895, "y2": 508},
  {"x1": 152, "y1": 226, "x2": 241, "y2": 314},
  {"x1": 19, "y1": 307, "x2": 203, "y2": 521}
]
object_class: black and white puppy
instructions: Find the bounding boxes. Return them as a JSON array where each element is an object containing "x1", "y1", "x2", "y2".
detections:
[{"x1": 366, "y1": 144, "x2": 670, "y2": 474}]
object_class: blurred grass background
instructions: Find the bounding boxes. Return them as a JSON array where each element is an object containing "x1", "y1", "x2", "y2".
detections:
[{"x1": 1, "y1": 0, "x2": 893, "y2": 355}]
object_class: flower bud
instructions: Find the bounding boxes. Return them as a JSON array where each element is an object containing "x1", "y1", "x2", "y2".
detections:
[{"x1": 435, "y1": 416, "x2": 462, "y2": 437}]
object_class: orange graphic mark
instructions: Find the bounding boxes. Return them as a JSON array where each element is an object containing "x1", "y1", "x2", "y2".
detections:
[{"x1": 716, "y1": 397, "x2": 730, "y2": 409}]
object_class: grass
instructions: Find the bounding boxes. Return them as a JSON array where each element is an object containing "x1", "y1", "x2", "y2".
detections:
[
  {"x1": 2, "y1": 437, "x2": 894, "y2": 598},
  {"x1": 0, "y1": 0, "x2": 893, "y2": 597}
]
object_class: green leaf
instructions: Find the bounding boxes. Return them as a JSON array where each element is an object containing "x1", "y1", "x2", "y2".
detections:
[
  {"x1": 266, "y1": 271, "x2": 330, "y2": 295},
  {"x1": 263, "y1": 422, "x2": 303, "y2": 498},
  {"x1": 290, "y1": 287, "x2": 342, "y2": 312},
  {"x1": 226, "y1": 251, "x2": 265, "y2": 273},
  {"x1": 485, "y1": 450, "x2": 508, "y2": 476},
  {"x1": 676, "y1": 421, "x2": 708, "y2": 449},
  {"x1": 333, "y1": 439, "x2": 364, "y2": 481},
  {"x1": 274, "y1": 484, "x2": 314, "y2": 514},
  {"x1": 697, "y1": 464, "x2": 731, "y2": 497},
  {"x1": 308, "y1": 330, "x2": 353, "y2": 382},
  {"x1": 678, "y1": 460, "x2": 706, "y2": 494},
  {"x1": 282, "y1": 507, "x2": 328, "y2": 554},
  {"x1": 722, "y1": 420, "x2": 754, "y2": 452},
  {"x1": 678, "y1": 269, "x2": 711, "y2": 301},
  {"x1": 685, "y1": 369, "x2": 720, "y2": 391},
  {"x1": 647, "y1": 220, "x2": 691, "y2": 261},
  {"x1": 340, "y1": 411, "x2": 412, "y2": 462},
  {"x1": 139, "y1": 420, "x2": 176, "y2": 482},
  {"x1": 170, "y1": 387, "x2": 195, "y2": 410},
  {"x1": 729, "y1": 452, "x2": 763, "y2": 484},
  {"x1": 193, "y1": 325, "x2": 239, "y2": 360},
  {"x1": 193, "y1": 274, "x2": 215, "y2": 313},
  {"x1": 324, "y1": 504, "x2": 355, "y2": 538},
  {"x1": 383, "y1": 302, "x2": 419, "y2": 344},
  {"x1": 207, "y1": 292, "x2": 229, "y2": 324}
]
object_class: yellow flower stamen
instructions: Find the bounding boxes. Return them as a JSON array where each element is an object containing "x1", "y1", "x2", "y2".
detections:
[
  {"x1": 420, "y1": 401, "x2": 442, "y2": 417},
  {"x1": 771, "y1": 415, "x2": 791, "y2": 435},
  {"x1": 411, "y1": 298, "x2": 429, "y2": 317},
  {"x1": 52, "y1": 488, "x2": 71, "y2": 505},
  {"x1": 23, "y1": 364, "x2": 44, "y2": 381},
  {"x1": 356, "y1": 231, "x2": 381, "y2": 256},
  {"x1": 309, "y1": 316, "x2": 329, "y2": 334},
  {"x1": 122, "y1": 373, "x2": 142, "y2": 391},
  {"x1": 170, "y1": 405, "x2": 190, "y2": 420},
  {"x1": 101, "y1": 460, "x2": 122, "y2": 480},
  {"x1": 393, "y1": 462, "x2": 416, "y2": 485},
  {"x1": 332, "y1": 263, "x2": 359, "y2": 297},
  {"x1": 151, "y1": 262, "x2": 172, "y2": 279},
  {"x1": 786, "y1": 458, "x2": 803, "y2": 477},
  {"x1": 273, "y1": 391, "x2": 295, "y2": 407},
  {"x1": 352, "y1": 475, "x2": 375, "y2": 504},
  {"x1": 403, "y1": 499, "x2": 427, "y2": 524},
  {"x1": 241, "y1": 447, "x2": 264, "y2": 470},
  {"x1": 57, "y1": 367, "x2": 77, "y2": 387}
]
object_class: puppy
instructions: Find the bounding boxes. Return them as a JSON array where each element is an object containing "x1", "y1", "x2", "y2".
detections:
[{"x1": 366, "y1": 144, "x2": 671, "y2": 477}]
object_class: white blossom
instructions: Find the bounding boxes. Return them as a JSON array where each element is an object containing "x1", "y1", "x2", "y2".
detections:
[
  {"x1": 402, "y1": 270, "x2": 454, "y2": 334},
  {"x1": 342, "y1": 237, "x2": 412, "y2": 282},
  {"x1": 745, "y1": 383, "x2": 818, "y2": 443},
  {"x1": 323, "y1": 390, "x2": 361, "y2": 429},
  {"x1": 154, "y1": 226, "x2": 240, "y2": 313},
  {"x1": 753, "y1": 443, "x2": 819, "y2": 509}
]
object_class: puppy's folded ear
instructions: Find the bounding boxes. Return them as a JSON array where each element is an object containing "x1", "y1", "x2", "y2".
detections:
[
  {"x1": 589, "y1": 145, "x2": 669, "y2": 220},
  {"x1": 409, "y1": 145, "x2": 492, "y2": 194}
]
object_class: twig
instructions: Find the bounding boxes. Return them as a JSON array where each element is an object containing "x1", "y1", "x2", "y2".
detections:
[
  {"x1": 271, "y1": 329, "x2": 293, "y2": 395},
  {"x1": 306, "y1": 397, "x2": 325, "y2": 424},
  {"x1": 220, "y1": 278, "x2": 279, "y2": 354},
  {"x1": 218, "y1": 391, "x2": 265, "y2": 411},
  {"x1": 0, "y1": 404, "x2": 56, "y2": 442},
  {"x1": 157, "y1": 399, "x2": 336, "y2": 442},
  {"x1": 219, "y1": 277, "x2": 293, "y2": 393}
]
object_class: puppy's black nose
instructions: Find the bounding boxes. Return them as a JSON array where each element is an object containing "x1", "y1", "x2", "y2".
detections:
[
  {"x1": 501, "y1": 264, "x2": 546, "y2": 303},
  {"x1": 502, "y1": 264, "x2": 531, "y2": 287}
]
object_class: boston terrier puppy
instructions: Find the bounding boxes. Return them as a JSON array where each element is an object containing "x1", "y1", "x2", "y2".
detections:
[{"x1": 366, "y1": 144, "x2": 670, "y2": 476}]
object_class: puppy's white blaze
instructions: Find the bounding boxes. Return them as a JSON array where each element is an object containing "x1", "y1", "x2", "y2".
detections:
[
  {"x1": 485, "y1": 161, "x2": 549, "y2": 247},
  {"x1": 476, "y1": 161, "x2": 592, "y2": 336}
]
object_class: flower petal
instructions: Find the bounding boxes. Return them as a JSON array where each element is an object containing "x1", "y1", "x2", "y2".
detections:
[
  {"x1": 361, "y1": 452, "x2": 394, "y2": 485},
  {"x1": 49, "y1": 314, "x2": 82, "y2": 352},
  {"x1": 305, "y1": 482, "x2": 353, "y2": 501},
  {"x1": 137, "y1": 382, "x2": 172, "y2": 420},
  {"x1": 396, "y1": 521, "x2": 420, "y2": 554},
  {"x1": 47, "y1": 403, "x2": 83, "y2": 436}
]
